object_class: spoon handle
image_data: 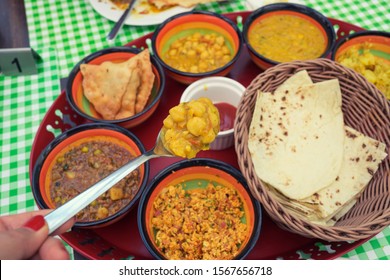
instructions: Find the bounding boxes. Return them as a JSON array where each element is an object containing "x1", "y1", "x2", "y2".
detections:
[
  {"x1": 106, "y1": 0, "x2": 136, "y2": 42},
  {"x1": 44, "y1": 151, "x2": 154, "y2": 235}
]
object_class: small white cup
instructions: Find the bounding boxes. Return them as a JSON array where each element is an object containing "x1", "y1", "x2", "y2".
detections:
[{"x1": 180, "y1": 77, "x2": 245, "y2": 150}]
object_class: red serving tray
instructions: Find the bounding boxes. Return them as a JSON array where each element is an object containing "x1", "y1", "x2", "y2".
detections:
[{"x1": 29, "y1": 12, "x2": 368, "y2": 260}]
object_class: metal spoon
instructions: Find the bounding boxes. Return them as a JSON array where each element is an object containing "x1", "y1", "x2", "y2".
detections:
[
  {"x1": 44, "y1": 129, "x2": 174, "y2": 235},
  {"x1": 106, "y1": 0, "x2": 137, "y2": 42}
]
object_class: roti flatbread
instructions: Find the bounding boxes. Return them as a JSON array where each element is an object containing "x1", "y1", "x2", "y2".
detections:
[
  {"x1": 248, "y1": 75, "x2": 345, "y2": 199},
  {"x1": 270, "y1": 126, "x2": 387, "y2": 225},
  {"x1": 248, "y1": 70, "x2": 388, "y2": 225}
]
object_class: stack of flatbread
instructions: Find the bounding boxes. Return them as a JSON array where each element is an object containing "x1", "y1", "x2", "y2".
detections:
[
  {"x1": 80, "y1": 49, "x2": 155, "y2": 120},
  {"x1": 148, "y1": 0, "x2": 225, "y2": 9},
  {"x1": 248, "y1": 70, "x2": 387, "y2": 226}
]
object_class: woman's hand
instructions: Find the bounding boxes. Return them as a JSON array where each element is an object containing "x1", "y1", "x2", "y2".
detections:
[{"x1": 0, "y1": 210, "x2": 75, "y2": 260}]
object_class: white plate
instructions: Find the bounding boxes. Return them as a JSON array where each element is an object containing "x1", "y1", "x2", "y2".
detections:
[
  {"x1": 245, "y1": 0, "x2": 303, "y2": 10},
  {"x1": 89, "y1": 0, "x2": 194, "y2": 26}
]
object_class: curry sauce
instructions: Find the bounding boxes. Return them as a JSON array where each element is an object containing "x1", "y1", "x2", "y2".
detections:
[
  {"x1": 248, "y1": 14, "x2": 326, "y2": 62},
  {"x1": 49, "y1": 139, "x2": 140, "y2": 222}
]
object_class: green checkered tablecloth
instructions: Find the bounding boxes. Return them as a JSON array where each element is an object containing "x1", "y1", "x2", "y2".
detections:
[{"x1": 0, "y1": 0, "x2": 389, "y2": 260}]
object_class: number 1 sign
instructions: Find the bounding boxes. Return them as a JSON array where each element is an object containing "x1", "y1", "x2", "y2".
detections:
[{"x1": 0, "y1": 48, "x2": 39, "y2": 76}]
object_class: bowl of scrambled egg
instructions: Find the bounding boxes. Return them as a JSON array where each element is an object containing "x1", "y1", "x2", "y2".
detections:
[
  {"x1": 243, "y1": 3, "x2": 336, "y2": 70},
  {"x1": 151, "y1": 11, "x2": 243, "y2": 85},
  {"x1": 137, "y1": 158, "x2": 262, "y2": 260},
  {"x1": 332, "y1": 30, "x2": 390, "y2": 99}
]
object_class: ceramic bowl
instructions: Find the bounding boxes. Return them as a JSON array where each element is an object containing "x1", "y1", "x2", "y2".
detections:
[
  {"x1": 138, "y1": 158, "x2": 262, "y2": 260},
  {"x1": 180, "y1": 77, "x2": 245, "y2": 150},
  {"x1": 332, "y1": 30, "x2": 390, "y2": 99},
  {"x1": 151, "y1": 11, "x2": 243, "y2": 85},
  {"x1": 31, "y1": 123, "x2": 149, "y2": 228},
  {"x1": 243, "y1": 3, "x2": 336, "y2": 70},
  {"x1": 66, "y1": 46, "x2": 165, "y2": 129}
]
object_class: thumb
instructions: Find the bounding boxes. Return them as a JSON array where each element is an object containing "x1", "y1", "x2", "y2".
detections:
[{"x1": 0, "y1": 215, "x2": 49, "y2": 260}]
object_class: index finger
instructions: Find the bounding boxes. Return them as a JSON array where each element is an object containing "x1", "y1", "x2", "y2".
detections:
[{"x1": 0, "y1": 210, "x2": 75, "y2": 235}]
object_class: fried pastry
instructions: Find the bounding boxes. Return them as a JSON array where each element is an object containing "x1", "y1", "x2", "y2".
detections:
[
  {"x1": 115, "y1": 58, "x2": 141, "y2": 119},
  {"x1": 80, "y1": 61, "x2": 131, "y2": 120},
  {"x1": 80, "y1": 49, "x2": 155, "y2": 120},
  {"x1": 135, "y1": 49, "x2": 155, "y2": 114}
]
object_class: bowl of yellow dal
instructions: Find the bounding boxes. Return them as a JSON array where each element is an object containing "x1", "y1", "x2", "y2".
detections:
[
  {"x1": 243, "y1": 3, "x2": 336, "y2": 70},
  {"x1": 332, "y1": 30, "x2": 390, "y2": 99}
]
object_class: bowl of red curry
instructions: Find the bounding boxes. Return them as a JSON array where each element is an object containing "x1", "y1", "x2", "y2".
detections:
[
  {"x1": 31, "y1": 123, "x2": 149, "y2": 228},
  {"x1": 137, "y1": 158, "x2": 262, "y2": 260}
]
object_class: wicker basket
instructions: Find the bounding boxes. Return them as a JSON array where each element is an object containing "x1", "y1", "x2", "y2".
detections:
[{"x1": 235, "y1": 58, "x2": 390, "y2": 241}]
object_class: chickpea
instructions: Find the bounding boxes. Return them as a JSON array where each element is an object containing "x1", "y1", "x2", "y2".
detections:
[
  {"x1": 164, "y1": 129, "x2": 176, "y2": 143},
  {"x1": 188, "y1": 101, "x2": 206, "y2": 117},
  {"x1": 184, "y1": 40, "x2": 192, "y2": 49},
  {"x1": 223, "y1": 55, "x2": 231, "y2": 63},
  {"x1": 196, "y1": 44, "x2": 206, "y2": 53},
  {"x1": 163, "y1": 116, "x2": 174, "y2": 129},
  {"x1": 222, "y1": 46, "x2": 230, "y2": 55},
  {"x1": 169, "y1": 49, "x2": 177, "y2": 56},
  {"x1": 215, "y1": 51, "x2": 223, "y2": 59},
  {"x1": 209, "y1": 111, "x2": 220, "y2": 130},
  {"x1": 213, "y1": 44, "x2": 222, "y2": 51},
  {"x1": 187, "y1": 117, "x2": 207, "y2": 136},
  {"x1": 169, "y1": 106, "x2": 186, "y2": 122},
  {"x1": 187, "y1": 49, "x2": 196, "y2": 58},
  {"x1": 190, "y1": 65, "x2": 198, "y2": 73},
  {"x1": 198, "y1": 61, "x2": 208, "y2": 71},
  {"x1": 193, "y1": 32, "x2": 201, "y2": 40},
  {"x1": 216, "y1": 36, "x2": 224, "y2": 45},
  {"x1": 200, "y1": 51, "x2": 209, "y2": 59},
  {"x1": 171, "y1": 41, "x2": 182, "y2": 49}
]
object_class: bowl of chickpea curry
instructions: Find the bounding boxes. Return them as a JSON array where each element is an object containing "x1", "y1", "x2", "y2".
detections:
[
  {"x1": 332, "y1": 30, "x2": 390, "y2": 99},
  {"x1": 31, "y1": 123, "x2": 149, "y2": 228},
  {"x1": 151, "y1": 11, "x2": 243, "y2": 85},
  {"x1": 137, "y1": 158, "x2": 262, "y2": 260}
]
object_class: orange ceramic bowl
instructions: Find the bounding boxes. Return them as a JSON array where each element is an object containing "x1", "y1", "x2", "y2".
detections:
[
  {"x1": 332, "y1": 30, "x2": 390, "y2": 98},
  {"x1": 31, "y1": 123, "x2": 149, "y2": 228},
  {"x1": 332, "y1": 31, "x2": 390, "y2": 61},
  {"x1": 137, "y1": 158, "x2": 262, "y2": 260},
  {"x1": 151, "y1": 11, "x2": 243, "y2": 85},
  {"x1": 243, "y1": 3, "x2": 336, "y2": 70},
  {"x1": 66, "y1": 47, "x2": 165, "y2": 129}
]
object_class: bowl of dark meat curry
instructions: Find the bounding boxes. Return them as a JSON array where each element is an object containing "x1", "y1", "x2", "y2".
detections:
[{"x1": 31, "y1": 123, "x2": 149, "y2": 228}]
